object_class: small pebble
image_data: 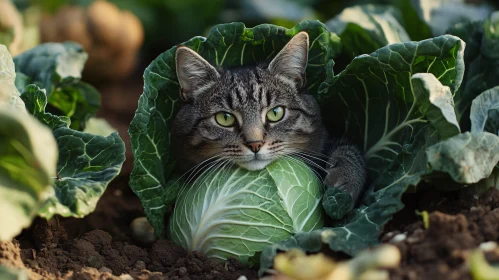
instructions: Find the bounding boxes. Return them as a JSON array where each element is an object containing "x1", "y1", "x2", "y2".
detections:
[
  {"x1": 480, "y1": 241, "x2": 497, "y2": 251},
  {"x1": 99, "y1": 267, "x2": 113, "y2": 274},
  {"x1": 131, "y1": 217, "x2": 156, "y2": 244},
  {"x1": 391, "y1": 233, "x2": 407, "y2": 243},
  {"x1": 237, "y1": 276, "x2": 248, "y2": 280},
  {"x1": 133, "y1": 260, "x2": 146, "y2": 270},
  {"x1": 87, "y1": 256, "x2": 102, "y2": 268},
  {"x1": 178, "y1": 267, "x2": 188, "y2": 276}
]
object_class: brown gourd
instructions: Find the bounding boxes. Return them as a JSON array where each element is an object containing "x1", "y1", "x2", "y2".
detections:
[{"x1": 40, "y1": 0, "x2": 144, "y2": 81}]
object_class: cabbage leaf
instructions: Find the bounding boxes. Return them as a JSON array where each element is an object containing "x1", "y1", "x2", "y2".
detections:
[
  {"x1": 470, "y1": 86, "x2": 499, "y2": 135},
  {"x1": 13, "y1": 42, "x2": 101, "y2": 130},
  {"x1": 326, "y1": 4, "x2": 410, "y2": 68},
  {"x1": 20, "y1": 85, "x2": 125, "y2": 219},
  {"x1": 0, "y1": 45, "x2": 58, "y2": 241},
  {"x1": 449, "y1": 12, "x2": 499, "y2": 128}
]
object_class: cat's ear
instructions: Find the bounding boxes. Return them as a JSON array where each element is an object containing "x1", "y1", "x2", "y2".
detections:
[
  {"x1": 268, "y1": 31, "x2": 309, "y2": 88},
  {"x1": 176, "y1": 46, "x2": 219, "y2": 100}
]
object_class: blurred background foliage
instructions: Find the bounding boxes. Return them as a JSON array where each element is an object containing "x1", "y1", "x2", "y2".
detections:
[{"x1": 2, "y1": 0, "x2": 498, "y2": 82}]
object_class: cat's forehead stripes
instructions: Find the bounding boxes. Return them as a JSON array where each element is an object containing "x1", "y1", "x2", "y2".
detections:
[{"x1": 214, "y1": 66, "x2": 286, "y2": 112}]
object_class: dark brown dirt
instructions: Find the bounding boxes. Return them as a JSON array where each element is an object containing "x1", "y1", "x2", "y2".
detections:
[{"x1": 383, "y1": 188, "x2": 499, "y2": 280}]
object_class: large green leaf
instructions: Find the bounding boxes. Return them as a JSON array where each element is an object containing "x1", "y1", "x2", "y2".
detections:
[
  {"x1": 13, "y1": 42, "x2": 86, "y2": 93},
  {"x1": 0, "y1": 105, "x2": 58, "y2": 241},
  {"x1": 427, "y1": 132, "x2": 499, "y2": 184},
  {"x1": 266, "y1": 159, "x2": 323, "y2": 232},
  {"x1": 46, "y1": 81, "x2": 101, "y2": 131},
  {"x1": 128, "y1": 21, "x2": 341, "y2": 236},
  {"x1": 423, "y1": 84, "x2": 499, "y2": 191},
  {"x1": 13, "y1": 42, "x2": 101, "y2": 130},
  {"x1": 326, "y1": 4, "x2": 410, "y2": 69},
  {"x1": 20, "y1": 85, "x2": 125, "y2": 219},
  {"x1": 0, "y1": 46, "x2": 58, "y2": 241},
  {"x1": 449, "y1": 12, "x2": 499, "y2": 128},
  {"x1": 411, "y1": 73, "x2": 460, "y2": 139},
  {"x1": 319, "y1": 35, "x2": 464, "y2": 182},
  {"x1": 427, "y1": 84, "x2": 499, "y2": 187},
  {"x1": 470, "y1": 86, "x2": 499, "y2": 135}
]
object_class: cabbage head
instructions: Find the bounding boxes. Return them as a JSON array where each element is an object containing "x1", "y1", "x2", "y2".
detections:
[{"x1": 168, "y1": 158, "x2": 324, "y2": 264}]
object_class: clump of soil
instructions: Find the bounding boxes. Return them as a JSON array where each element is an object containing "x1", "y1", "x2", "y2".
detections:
[
  {"x1": 0, "y1": 177, "x2": 257, "y2": 280},
  {"x1": 383, "y1": 189, "x2": 499, "y2": 280}
]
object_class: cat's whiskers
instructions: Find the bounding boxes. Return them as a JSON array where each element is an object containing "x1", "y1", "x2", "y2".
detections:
[
  {"x1": 280, "y1": 141, "x2": 331, "y2": 158},
  {"x1": 282, "y1": 155, "x2": 324, "y2": 187},
  {"x1": 171, "y1": 154, "x2": 224, "y2": 191},
  {"x1": 284, "y1": 150, "x2": 330, "y2": 174},
  {"x1": 186, "y1": 157, "x2": 228, "y2": 189},
  {"x1": 184, "y1": 155, "x2": 230, "y2": 187},
  {"x1": 280, "y1": 143, "x2": 335, "y2": 168},
  {"x1": 290, "y1": 151, "x2": 334, "y2": 168},
  {"x1": 194, "y1": 160, "x2": 236, "y2": 193},
  {"x1": 276, "y1": 143, "x2": 321, "y2": 172}
]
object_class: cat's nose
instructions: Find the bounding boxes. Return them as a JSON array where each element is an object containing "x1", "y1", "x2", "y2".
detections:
[{"x1": 245, "y1": 140, "x2": 264, "y2": 153}]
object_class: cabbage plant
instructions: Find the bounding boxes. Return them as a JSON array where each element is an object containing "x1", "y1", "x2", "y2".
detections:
[
  {"x1": 0, "y1": 43, "x2": 125, "y2": 241},
  {"x1": 169, "y1": 158, "x2": 324, "y2": 264}
]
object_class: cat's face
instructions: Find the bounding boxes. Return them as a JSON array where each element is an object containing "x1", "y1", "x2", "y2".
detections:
[{"x1": 172, "y1": 32, "x2": 326, "y2": 171}]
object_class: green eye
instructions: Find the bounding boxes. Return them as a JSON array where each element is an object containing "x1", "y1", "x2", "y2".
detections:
[
  {"x1": 267, "y1": 106, "x2": 285, "y2": 122},
  {"x1": 215, "y1": 112, "x2": 236, "y2": 127}
]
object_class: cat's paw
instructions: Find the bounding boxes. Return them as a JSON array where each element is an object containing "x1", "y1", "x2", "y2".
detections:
[
  {"x1": 322, "y1": 157, "x2": 365, "y2": 220},
  {"x1": 323, "y1": 156, "x2": 365, "y2": 209}
]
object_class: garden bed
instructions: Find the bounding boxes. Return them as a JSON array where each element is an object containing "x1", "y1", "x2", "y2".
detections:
[{"x1": 1, "y1": 175, "x2": 498, "y2": 280}]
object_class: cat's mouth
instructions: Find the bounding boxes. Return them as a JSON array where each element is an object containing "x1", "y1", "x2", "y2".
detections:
[
  {"x1": 237, "y1": 158, "x2": 274, "y2": 171},
  {"x1": 235, "y1": 152, "x2": 278, "y2": 171}
]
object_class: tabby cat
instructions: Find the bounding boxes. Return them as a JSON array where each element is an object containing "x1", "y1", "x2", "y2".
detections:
[{"x1": 172, "y1": 32, "x2": 366, "y2": 204}]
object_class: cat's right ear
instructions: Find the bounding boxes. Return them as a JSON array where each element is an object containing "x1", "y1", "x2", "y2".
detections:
[
  {"x1": 175, "y1": 46, "x2": 219, "y2": 101},
  {"x1": 268, "y1": 31, "x2": 309, "y2": 88}
]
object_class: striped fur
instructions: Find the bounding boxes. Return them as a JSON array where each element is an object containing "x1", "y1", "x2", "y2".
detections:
[{"x1": 173, "y1": 32, "x2": 366, "y2": 203}]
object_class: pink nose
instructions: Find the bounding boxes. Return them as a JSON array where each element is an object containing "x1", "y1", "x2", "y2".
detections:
[{"x1": 245, "y1": 140, "x2": 264, "y2": 153}]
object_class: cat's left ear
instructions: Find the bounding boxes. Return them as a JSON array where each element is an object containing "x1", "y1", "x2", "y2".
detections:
[
  {"x1": 176, "y1": 46, "x2": 220, "y2": 101},
  {"x1": 268, "y1": 31, "x2": 309, "y2": 88}
]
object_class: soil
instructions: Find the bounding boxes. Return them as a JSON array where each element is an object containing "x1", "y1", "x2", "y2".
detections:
[
  {"x1": 3, "y1": 180, "x2": 499, "y2": 280},
  {"x1": 2, "y1": 72, "x2": 499, "y2": 280},
  {"x1": 383, "y1": 189, "x2": 499, "y2": 280}
]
